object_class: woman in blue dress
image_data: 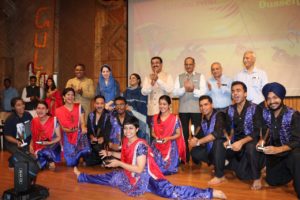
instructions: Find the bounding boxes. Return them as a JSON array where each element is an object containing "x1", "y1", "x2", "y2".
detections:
[
  {"x1": 151, "y1": 95, "x2": 186, "y2": 175},
  {"x1": 123, "y1": 73, "x2": 149, "y2": 142}
]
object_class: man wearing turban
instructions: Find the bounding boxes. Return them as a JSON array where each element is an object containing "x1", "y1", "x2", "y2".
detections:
[{"x1": 260, "y1": 82, "x2": 300, "y2": 199}]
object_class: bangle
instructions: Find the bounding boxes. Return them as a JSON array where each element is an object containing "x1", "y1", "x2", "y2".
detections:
[{"x1": 196, "y1": 140, "x2": 200, "y2": 146}]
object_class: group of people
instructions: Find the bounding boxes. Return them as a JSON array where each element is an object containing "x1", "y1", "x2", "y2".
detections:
[{"x1": 1, "y1": 50, "x2": 299, "y2": 199}]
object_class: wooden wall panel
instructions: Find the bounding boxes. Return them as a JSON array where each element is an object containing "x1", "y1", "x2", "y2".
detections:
[
  {"x1": 58, "y1": 0, "x2": 96, "y2": 89},
  {"x1": 284, "y1": 97, "x2": 300, "y2": 111},
  {"x1": 95, "y1": 1, "x2": 127, "y2": 93}
]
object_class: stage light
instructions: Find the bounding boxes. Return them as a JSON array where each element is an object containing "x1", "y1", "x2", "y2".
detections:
[{"x1": 2, "y1": 149, "x2": 49, "y2": 200}]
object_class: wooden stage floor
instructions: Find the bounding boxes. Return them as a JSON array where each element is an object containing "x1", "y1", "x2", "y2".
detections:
[{"x1": 0, "y1": 151, "x2": 297, "y2": 200}]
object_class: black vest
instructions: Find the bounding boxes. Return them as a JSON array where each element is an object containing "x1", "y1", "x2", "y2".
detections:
[{"x1": 25, "y1": 86, "x2": 40, "y2": 110}]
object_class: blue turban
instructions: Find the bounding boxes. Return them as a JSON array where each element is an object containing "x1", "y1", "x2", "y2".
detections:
[{"x1": 262, "y1": 82, "x2": 286, "y2": 100}]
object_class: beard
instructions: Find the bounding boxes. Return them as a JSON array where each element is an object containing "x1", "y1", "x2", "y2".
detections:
[{"x1": 269, "y1": 102, "x2": 284, "y2": 111}]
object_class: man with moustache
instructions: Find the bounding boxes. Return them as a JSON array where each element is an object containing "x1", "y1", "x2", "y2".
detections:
[
  {"x1": 259, "y1": 82, "x2": 300, "y2": 199},
  {"x1": 207, "y1": 62, "x2": 232, "y2": 110},
  {"x1": 173, "y1": 57, "x2": 207, "y2": 162},
  {"x1": 141, "y1": 56, "x2": 173, "y2": 138},
  {"x1": 224, "y1": 81, "x2": 264, "y2": 190},
  {"x1": 85, "y1": 95, "x2": 112, "y2": 166},
  {"x1": 66, "y1": 64, "x2": 95, "y2": 121},
  {"x1": 22, "y1": 75, "x2": 44, "y2": 117},
  {"x1": 235, "y1": 51, "x2": 268, "y2": 105},
  {"x1": 189, "y1": 95, "x2": 226, "y2": 185},
  {"x1": 109, "y1": 96, "x2": 133, "y2": 151}
]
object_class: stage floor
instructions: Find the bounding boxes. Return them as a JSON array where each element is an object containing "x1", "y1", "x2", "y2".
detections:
[{"x1": 0, "y1": 151, "x2": 297, "y2": 200}]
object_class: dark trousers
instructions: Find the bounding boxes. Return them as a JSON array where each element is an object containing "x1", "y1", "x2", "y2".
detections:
[
  {"x1": 190, "y1": 139, "x2": 226, "y2": 178},
  {"x1": 147, "y1": 115, "x2": 154, "y2": 143},
  {"x1": 179, "y1": 113, "x2": 201, "y2": 162},
  {"x1": 84, "y1": 143, "x2": 105, "y2": 166},
  {"x1": 266, "y1": 148, "x2": 300, "y2": 199},
  {"x1": 226, "y1": 140, "x2": 265, "y2": 180}
]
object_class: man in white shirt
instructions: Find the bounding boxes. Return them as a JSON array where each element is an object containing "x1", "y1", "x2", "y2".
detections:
[
  {"x1": 235, "y1": 51, "x2": 268, "y2": 105},
  {"x1": 173, "y1": 57, "x2": 207, "y2": 161},
  {"x1": 207, "y1": 62, "x2": 232, "y2": 110},
  {"x1": 141, "y1": 56, "x2": 173, "y2": 138}
]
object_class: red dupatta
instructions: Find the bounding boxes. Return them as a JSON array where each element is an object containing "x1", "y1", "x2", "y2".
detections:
[
  {"x1": 121, "y1": 138, "x2": 165, "y2": 185},
  {"x1": 31, "y1": 116, "x2": 55, "y2": 152},
  {"x1": 153, "y1": 114, "x2": 186, "y2": 163},
  {"x1": 55, "y1": 103, "x2": 80, "y2": 145},
  {"x1": 45, "y1": 89, "x2": 63, "y2": 116}
]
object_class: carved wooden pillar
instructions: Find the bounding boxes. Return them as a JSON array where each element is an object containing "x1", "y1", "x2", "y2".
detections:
[{"x1": 95, "y1": 0, "x2": 127, "y2": 92}]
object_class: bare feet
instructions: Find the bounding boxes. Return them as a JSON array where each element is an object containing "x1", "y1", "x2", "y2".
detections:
[
  {"x1": 213, "y1": 189, "x2": 227, "y2": 199},
  {"x1": 251, "y1": 179, "x2": 262, "y2": 190},
  {"x1": 49, "y1": 162, "x2": 56, "y2": 171},
  {"x1": 208, "y1": 176, "x2": 226, "y2": 185},
  {"x1": 73, "y1": 167, "x2": 81, "y2": 178}
]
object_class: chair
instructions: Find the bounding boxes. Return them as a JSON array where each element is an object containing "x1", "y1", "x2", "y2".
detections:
[{"x1": 0, "y1": 111, "x2": 11, "y2": 151}]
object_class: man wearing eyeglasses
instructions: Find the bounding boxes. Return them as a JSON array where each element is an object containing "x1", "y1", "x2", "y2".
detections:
[{"x1": 173, "y1": 57, "x2": 207, "y2": 162}]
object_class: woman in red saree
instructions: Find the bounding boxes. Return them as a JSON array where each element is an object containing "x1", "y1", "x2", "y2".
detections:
[
  {"x1": 29, "y1": 101, "x2": 61, "y2": 170},
  {"x1": 45, "y1": 77, "x2": 63, "y2": 116},
  {"x1": 55, "y1": 87, "x2": 90, "y2": 167},
  {"x1": 74, "y1": 116, "x2": 226, "y2": 199},
  {"x1": 151, "y1": 95, "x2": 186, "y2": 175}
]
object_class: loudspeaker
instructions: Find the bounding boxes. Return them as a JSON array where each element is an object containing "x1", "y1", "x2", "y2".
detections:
[{"x1": 14, "y1": 162, "x2": 30, "y2": 193}]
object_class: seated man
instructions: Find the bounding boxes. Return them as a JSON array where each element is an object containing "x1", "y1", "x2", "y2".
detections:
[
  {"x1": 189, "y1": 95, "x2": 226, "y2": 185},
  {"x1": 109, "y1": 96, "x2": 133, "y2": 151},
  {"x1": 224, "y1": 81, "x2": 264, "y2": 190},
  {"x1": 260, "y1": 82, "x2": 300, "y2": 199},
  {"x1": 85, "y1": 95, "x2": 112, "y2": 166},
  {"x1": 3, "y1": 97, "x2": 33, "y2": 167}
]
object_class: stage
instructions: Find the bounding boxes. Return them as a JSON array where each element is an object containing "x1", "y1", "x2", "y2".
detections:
[{"x1": 0, "y1": 151, "x2": 297, "y2": 199}]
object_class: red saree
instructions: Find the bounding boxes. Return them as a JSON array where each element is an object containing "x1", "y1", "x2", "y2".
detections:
[{"x1": 153, "y1": 114, "x2": 186, "y2": 163}]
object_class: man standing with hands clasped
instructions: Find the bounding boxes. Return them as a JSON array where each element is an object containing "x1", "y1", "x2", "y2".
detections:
[
  {"x1": 66, "y1": 63, "x2": 95, "y2": 121},
  {"x1": 173, "y1": 57, "x2": 207, "y2": 162},
  {"x1": 142, "y1": 56, "x2": 173, "y2": 138}
]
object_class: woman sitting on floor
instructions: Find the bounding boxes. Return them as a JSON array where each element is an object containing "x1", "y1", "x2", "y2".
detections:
[
  {"x1": 74, "y1": 116, "x2": 226, "y2": 199},
  {"x1": 30, "y1": 101, "x2": 61, "y2": 170}
]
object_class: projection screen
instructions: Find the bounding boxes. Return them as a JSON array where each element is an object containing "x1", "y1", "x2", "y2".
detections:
[{"x1": 128, "y1": 0, "x2": 300, "y2": 96}]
